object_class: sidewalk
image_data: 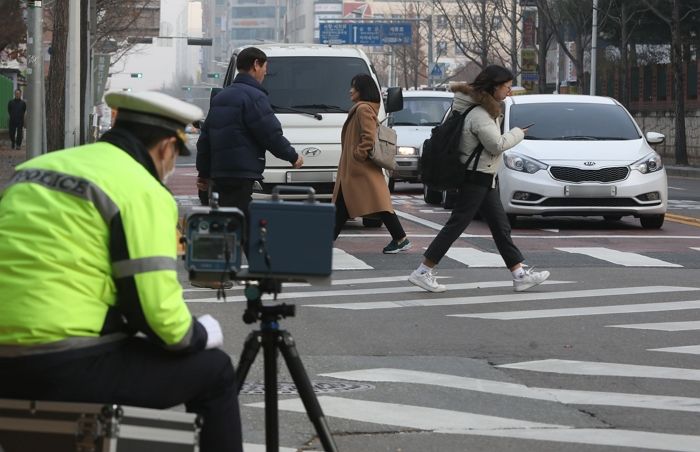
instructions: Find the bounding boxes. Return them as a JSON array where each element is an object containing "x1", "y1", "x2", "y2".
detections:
[{"x1": 0, "y1": 138, "x2": 27, "y2": 187}]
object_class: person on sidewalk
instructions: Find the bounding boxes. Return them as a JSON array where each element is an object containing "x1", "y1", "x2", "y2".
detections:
[
  {"x1": 196, "y1": 46, "x2": 303, "y2": 220},
  {"x1": 408, "y1": 65, "x2": 550, "y2": 293},
  {"x1": 0, "y1": 91, "x2": 243, "y2": 452},
  {"x1": 333, "y1": 73, "x2": 411, "y2": 254},
  {"x1": 7, "y1": 89, "x2": 26, "y2": 150}
]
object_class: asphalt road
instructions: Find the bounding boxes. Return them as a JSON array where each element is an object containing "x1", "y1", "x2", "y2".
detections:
[{"x1": 169, "y1": 162, "x2": 700, "y2": 452}]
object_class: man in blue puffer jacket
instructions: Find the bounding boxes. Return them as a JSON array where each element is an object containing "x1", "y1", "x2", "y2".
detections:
[{"x1": 196, "y1": 47, "x2": 303, "y2": 218}]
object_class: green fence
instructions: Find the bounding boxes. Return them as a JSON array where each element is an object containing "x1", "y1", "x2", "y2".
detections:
[{"x1": 0, "y1": 75, "x2": 14, "y2": 130}]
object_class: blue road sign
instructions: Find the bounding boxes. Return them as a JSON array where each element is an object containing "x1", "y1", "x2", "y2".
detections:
[
  {"x1": 430, "y1": 64, "x2": 443, "y2": 78},
  {"x1": 320, "y1": 23, "x2": 412, "y2": 45}
]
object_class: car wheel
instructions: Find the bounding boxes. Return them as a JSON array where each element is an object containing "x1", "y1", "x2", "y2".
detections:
[
  {"x1": 388, "y1": 178, "x2": 395, "y2": 193},
  {"x1": 423, "y1": 185, "x2": 442, "y2": 205},
  {"x1": 507, "y1": 214, "x2": 518, "y2": 228},
  {"x1": 442, "y1": 190, "x2": 458, "y2": 209},
  {"x1": 640, "y1": 214, "x2": 664, "y2": 229},
  {"x1": 362, "y1": 217, "x2": 383, "y2": 228},
  {"x1": 604, "y1": 215, "x2": 622, "y2": 222}
]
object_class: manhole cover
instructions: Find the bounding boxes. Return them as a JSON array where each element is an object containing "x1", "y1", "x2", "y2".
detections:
[{"x1": 240, "y1": 381, "x2": 374, "y2": 395}]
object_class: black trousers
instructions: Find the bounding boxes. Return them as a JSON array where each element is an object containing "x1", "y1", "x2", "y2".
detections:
[
  {"x1": 0, "y1": 338, "x2": 243, "y2": 452},
  {"x1": 8, "y1": 123, "x2": 23, "y2": 147},
  {"x1": 334, "y1": 188, "x2": 406, "y2": 240},
  {"x1": 212, "y1": 178, "x2": 255, "y2": 219},
  {"x1": 424, "y1": 175, "x2": 524, "y2": 269}
]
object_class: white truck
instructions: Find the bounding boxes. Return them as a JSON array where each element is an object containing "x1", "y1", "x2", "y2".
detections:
[{"x1": 218, "y1": 44, "x2": 403, "y2": 209}]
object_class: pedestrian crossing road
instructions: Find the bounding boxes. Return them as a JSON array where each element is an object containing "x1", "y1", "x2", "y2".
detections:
[{"x1": 175, "y1": 193, "x2": 700, "y2": 452}]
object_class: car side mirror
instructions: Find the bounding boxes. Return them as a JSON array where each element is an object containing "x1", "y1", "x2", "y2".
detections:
[
  {"x1": 385, "y1": 87, "x2": 403, "y2": 113},
  {"x1": 645, "y1": 131, "x2": 665, "y2": 145}
]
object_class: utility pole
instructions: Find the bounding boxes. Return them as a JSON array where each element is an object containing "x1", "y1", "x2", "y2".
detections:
[
  {"x1": 65, "y1": 0, "x2": 81, "y2": 148},
  {"x1": 590, "y1": 0, "x2": 598, "y2": 95},
  {"x1": 26, "y1": 0, "x2": 45, "y2": 158},
  {"x1": 426, "y1": 16, "x2": 434, "y2": 87}
]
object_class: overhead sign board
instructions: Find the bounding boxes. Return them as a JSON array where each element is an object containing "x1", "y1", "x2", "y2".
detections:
[{"x1": 319, "y1": 22, "x2": 412, "y2": 45}]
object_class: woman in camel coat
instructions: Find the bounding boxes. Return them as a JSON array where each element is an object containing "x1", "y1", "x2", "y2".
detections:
[{"x1": 332, "y1": 74, "x2": 411, "y2": 254}]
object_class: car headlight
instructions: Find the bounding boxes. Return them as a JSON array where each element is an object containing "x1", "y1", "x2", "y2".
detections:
[
  {"x1": 631, "y1": 152, "x2": 664, "y2": 174},
  {"x1": 504, "y1": 152, "x2": 547, "y2": 174},
  {"x1": 397, "y1": 146, "x2": 418, "y2": 156}
]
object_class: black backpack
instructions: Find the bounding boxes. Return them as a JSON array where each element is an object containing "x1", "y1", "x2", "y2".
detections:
[{"x1": 420, "y1": 104, "x2": 484, "y2": 190}]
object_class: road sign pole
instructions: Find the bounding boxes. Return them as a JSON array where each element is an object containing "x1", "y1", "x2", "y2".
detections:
[
  {"x1": 26, "y1": 0, "x2": 45, "y2": 157},
  {"x1": 427, "y1": 16, "x2": 434, "y2": 87}
]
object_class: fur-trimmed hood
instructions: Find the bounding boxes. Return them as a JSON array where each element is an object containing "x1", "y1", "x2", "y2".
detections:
[{"x1": 449, "y1": 83, "x2": 502, "y2": 119}]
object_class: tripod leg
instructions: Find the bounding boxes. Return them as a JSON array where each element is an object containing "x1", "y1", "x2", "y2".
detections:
[
  {"x1": 236, "y1": 330, "x2": 262, "y2": 394},
  {"x1": 278, "y1": 330, "x2": 338, "y2": 452},
  {"x1": 263, "y1": 330, "x2": 279, "y2": 452}
]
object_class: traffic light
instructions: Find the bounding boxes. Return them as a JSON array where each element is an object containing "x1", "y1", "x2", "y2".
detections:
[
  {"x1": 130, "y1": 73, "x2": 143, "y2": 78},
  {"x1": 207, "y1": 73, "x2": 220, "y2": 79}
]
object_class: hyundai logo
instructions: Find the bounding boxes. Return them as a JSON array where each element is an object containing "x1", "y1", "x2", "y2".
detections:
[
  {"x1": 584, "y1": 161, "x2": 596, "y2": 166},
  {"x1": 302, "y1": 147, "x2": 321, "y2": 157}
]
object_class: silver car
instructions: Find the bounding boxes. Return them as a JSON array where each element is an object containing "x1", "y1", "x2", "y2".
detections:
[
  {"x1": 500, "y1": 94, "x2": 667, "y2": 229},
  {"x1": 388, "y1": 90, "x2": 453, "y2": 191}
]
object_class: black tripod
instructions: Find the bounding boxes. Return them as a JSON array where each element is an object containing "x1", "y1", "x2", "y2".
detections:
[{"x1": 236, "y1": 279, "x2": 338, "y2": 452}]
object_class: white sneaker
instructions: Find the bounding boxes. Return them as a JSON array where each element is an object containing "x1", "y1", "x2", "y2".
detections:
[
  {"x1": 513, "y1": 266, "x2": 550, "y2": 292},
  {"x1": 409, "y1": 269, "x2": 446, "y2": 293}
]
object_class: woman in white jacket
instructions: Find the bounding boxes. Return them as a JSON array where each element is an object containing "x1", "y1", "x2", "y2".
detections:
[{"x1": 408, "y1": 65, "x2": 550, "y2": 293}]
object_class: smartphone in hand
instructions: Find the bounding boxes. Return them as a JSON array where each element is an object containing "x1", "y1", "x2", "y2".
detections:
[{"x1": 521, "y1": 122, "x2": 535, "y2": 129}]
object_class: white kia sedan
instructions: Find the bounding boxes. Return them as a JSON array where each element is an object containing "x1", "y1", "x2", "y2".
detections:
[{"x1": 500, "y1": 94, "x2": 667, "y2": 229}]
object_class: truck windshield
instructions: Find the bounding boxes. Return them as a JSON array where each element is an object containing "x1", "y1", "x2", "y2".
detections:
[{"x1": 263, "y1": 56, "x2": 371, "y2": 112}]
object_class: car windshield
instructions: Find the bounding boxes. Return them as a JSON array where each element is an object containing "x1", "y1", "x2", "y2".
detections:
[
  {"x1": 509, "y1": 102, "x2": 641, "y2": 140},
  {"x1": 263, "y1": 56, "x2": 371, "y2": 112},
  {"x1": 391, "y1": 97, "x2": 452, "y2": 126}
]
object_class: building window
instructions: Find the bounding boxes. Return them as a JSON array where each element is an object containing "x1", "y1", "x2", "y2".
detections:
[
  {"x1": 436, "y1": 15, "x2": 447, "y2": 28},
  {"x1": 231, "y1": 6, "x2": 277, "y2": 18},
  {"x1": 455, "y1": 15, "x2": 465, "y2": 29}
]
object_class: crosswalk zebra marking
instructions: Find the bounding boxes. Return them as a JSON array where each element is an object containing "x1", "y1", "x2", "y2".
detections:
[
  {"x1": 322, "y1": 368, "x2": 700, "y2": 413},
  {"x1": 308, "y1": 286, "x2": 697, "y2": 311},
  {"x1": 497, "y1": 359, "x2": 700, "y2": 382},
  {"x1": 451, "y1": 300, "x2": 700, "y2": 320},
  {"x1": 555, "y1": 247, "x2": 682, "y2": 267},
  {"x1": 445, "y1": 247, "x2": 504, "y2": 267},
  {"x1": 185, "y1": 280, "x2": 571, "y2": 303},
  {"x1": 244, "y1": 444, "x2": 298, "y2": 452},
  {"x1": 648, "y1": 345, "x2": 700, "y2": 356},
  {"x1": 332, "y1": 248, "x2": 373, "y2": 270},
  {"x1": 607, "y1": 320, "x2": 700, "y2": 331},
  {"x1": 247, "y1": 396, "x2": 700, "y2": 451}
]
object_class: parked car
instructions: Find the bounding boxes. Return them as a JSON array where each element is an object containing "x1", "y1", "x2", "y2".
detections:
[
  {"x1": 423, "y1": 94, "x2": 668, "y2": 229},
  {"x1": 499, "y1": 94, "x2": 667, "y2": 228},
  {"x1": 388, "y1": 90, "x2": 453, "y2": 191}
]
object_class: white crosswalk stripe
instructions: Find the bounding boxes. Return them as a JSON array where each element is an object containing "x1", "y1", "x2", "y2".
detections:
[
  {"x1": 332, "y1": 248, "x2": 372, "y2": 270},
  {"x1": 607, "y1": 320, "x2": 700, "y2": 331},
  {"x1": 497, "y1": 359, "x2": 700, "y2": 382},
  {"x1": 648, "y1": 345, "x2": 700, "y2": 355},
  {"x1": 247, "y1": 396, "x2": 700, "y2": 451},
  {"x1": 321, "y1": 368, "x2": 700, "y2": 413},
  {"x1": 555, "y1": 247, "x2": 682, "y2": 267},
  {"x1": 444, "y1": 247, "x2": 504, "y2": 267}
]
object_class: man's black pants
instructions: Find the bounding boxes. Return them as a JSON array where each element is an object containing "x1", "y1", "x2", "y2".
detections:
[
  {"x1": 8, "y1": 123, "x2": 23, "y2": 148},
  {"x1": 0, "y1": 338, "x2": 243, "y2": 452}
]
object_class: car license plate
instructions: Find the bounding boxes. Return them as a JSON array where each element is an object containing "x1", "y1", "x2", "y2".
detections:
[
  {"x1": 286, "y1": 171, "x2": 336, "y2": 183},
  {"x1": 564, "y1": 185, "x2": 617, "y2": 197}
]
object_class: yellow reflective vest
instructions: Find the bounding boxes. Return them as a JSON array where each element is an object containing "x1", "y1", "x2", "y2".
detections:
[{"x1": 0, "y1": 140, "x2": 203, "y2": 355}]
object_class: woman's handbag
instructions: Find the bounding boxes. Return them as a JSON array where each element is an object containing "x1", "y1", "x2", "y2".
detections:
[{"x1": 369, "y1": 122, "x2": 397, "y2": 171}]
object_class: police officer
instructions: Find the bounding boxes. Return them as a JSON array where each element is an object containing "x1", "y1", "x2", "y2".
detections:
[{"x1": 0, "y1": 91, "x2": 242, "y2": 452}]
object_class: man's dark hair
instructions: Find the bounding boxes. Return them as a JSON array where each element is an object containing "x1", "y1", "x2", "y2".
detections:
[
  {"x1": 113, "y1": 120, "x2": 177, "y2": 149},
  {"x1": 350, "y1": 74, "x2": 380, "y2": 103},
  {"x1": 471, "y1": 65, "x2": 514, "y2": 96},
  {"x1": 236, "y1": 47, "x2": 267, "y2": 72}
]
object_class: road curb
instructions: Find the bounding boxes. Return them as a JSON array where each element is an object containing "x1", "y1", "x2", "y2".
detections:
[{"x1": 665, "y1": 165, "x2": 700, "y2": 179}]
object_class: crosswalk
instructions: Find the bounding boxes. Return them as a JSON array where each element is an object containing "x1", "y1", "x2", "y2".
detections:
[{"x1": 212, "y1": 272, "x2": 700, "y2": 451}]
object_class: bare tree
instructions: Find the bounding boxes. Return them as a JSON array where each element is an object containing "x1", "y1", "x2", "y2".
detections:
[
  {"x1": 642, "y1": 0, "x2": 700, "y2": 165},
  {"x1": 434, "y1": 0, "x2": 511, "y2": 70},
  {"x1": 388, "y1": 1, "x2": 432, "y2": 89},
  {"x1": 0, "y1": 0, "x2": 26, "y2": 54},
  {"x1": 600, "y1": 0, "x2": 649, "y2": 106},
  {"x1": 537, "y1": 0, "x2": 593, "y2": 93}
]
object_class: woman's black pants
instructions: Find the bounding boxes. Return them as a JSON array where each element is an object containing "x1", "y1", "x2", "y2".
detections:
[{"x1": 334, "y1": 188, "x2": 406, "y2": 241}]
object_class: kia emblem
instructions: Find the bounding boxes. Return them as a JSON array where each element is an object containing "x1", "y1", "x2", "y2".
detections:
[
  {"x1": 302, "y1": 147, "x2": 321, "y2": 157},
  {"x1": 584, "y1": 161, "x2": 595, "y2": 166}
]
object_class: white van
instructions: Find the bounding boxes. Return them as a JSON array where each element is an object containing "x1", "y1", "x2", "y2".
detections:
[{"x1": 220, "y1": 44, "x2": 403, "y2": 201}]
